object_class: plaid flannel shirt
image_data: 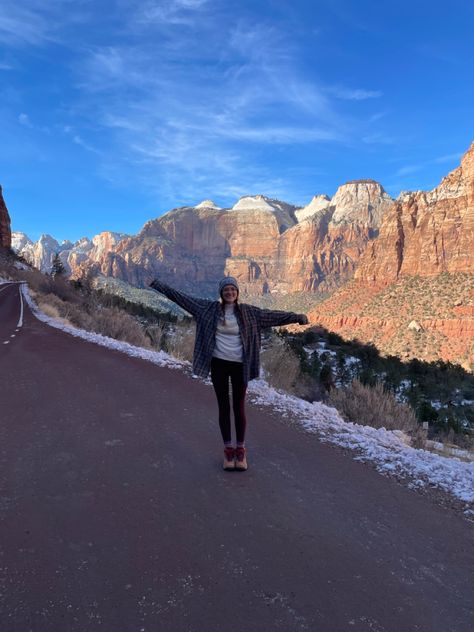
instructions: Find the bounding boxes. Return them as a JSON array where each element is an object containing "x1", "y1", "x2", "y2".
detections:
[{"x1": 150, "y1": 279, "x2": 303, "y2": 384}]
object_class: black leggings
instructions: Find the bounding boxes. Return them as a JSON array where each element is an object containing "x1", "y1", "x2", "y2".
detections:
[{"x1": 210, "y1": 357, "x2": 247, "y2": 444}]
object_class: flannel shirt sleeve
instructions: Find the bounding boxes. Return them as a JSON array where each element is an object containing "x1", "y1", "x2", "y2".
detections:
[
  {"x1": 149, "y1": 279, "x2": 211, "y2": 318},
  {"x1": 256, "y1": 307, "x2": 301, "y2": 328}
]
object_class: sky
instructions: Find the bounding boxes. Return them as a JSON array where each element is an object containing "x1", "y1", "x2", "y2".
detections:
[{"x1": 1, "y1": 0, "x2": 473, "y2": 243}]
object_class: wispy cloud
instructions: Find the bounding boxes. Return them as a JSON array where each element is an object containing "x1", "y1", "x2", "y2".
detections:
[
  {"x1": 390, "y1": 150, "x2": 464, "y2": 191},
  {"x1": 0, "y1": 3, "x2": 52, "y2": 46},
  {"x1": 66, "y1": 10, "x2": 357, "y2": 203},
  {"x1": 133, "y1": 0, "x2": 209, "y2": 26},
  {"x1": 434, "y1": 152, "x2": 463, "y2": 164},
  {"x1": 18, "y1": 112, "x2": 33, "y2": 127},
  {"x1": 394, "y1": 164, "x2": 423, "y2": 177},
  {"x1": 328, "y1": 86, "x2": 382, "y2": 101},
  {"x1": 0, "y1": 0, "x2": 389, "y2": 208},
  {"x1": 18, "y1": 111, "x2": 51, "y2": 133},
  {"x1": 0, "y1": 0, "x2": 93, "y2": 47},
  {"x1": 362, "y1": 132, "x2": 396, "y2": 145},
  {"x1": 73, "y1": 135, "x2": 100, "y2": 154}
]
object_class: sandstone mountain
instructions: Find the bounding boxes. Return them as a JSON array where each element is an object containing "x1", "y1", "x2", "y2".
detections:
[
  {"x1": 0, "y1": 186, "x2": 12, "y2": 249},
  {"x1": 309, "y1": 142, "x2": 474, "y2": 368},
  {"x1": 13, "y1": 184, "x2": 393, "y2": 297},
  {"x1": 12, "y1": 231, "x2": 128, "y2": 276},
  {"x1": 355, "y1": 142, "x2": 474, "y2": 283}
]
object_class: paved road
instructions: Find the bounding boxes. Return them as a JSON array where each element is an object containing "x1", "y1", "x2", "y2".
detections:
[{"x1": 1, "y1": 282, "x2": 473, "y2": 632}]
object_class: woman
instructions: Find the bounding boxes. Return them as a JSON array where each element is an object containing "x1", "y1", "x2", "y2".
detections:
[{"x1": 149, "y1": 276, "x2": 308, "y2": 471}]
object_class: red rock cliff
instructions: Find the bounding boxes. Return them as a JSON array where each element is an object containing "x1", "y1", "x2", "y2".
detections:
[
  {"x1": 74, "y1": 185, "x2": 392, "y2": 296},
  {"x1": 0, "y1": 186, "x2": 12, "y2": 249},
  {"x1": 355, "y1": 142, "x2": 474, "y2": 283}
]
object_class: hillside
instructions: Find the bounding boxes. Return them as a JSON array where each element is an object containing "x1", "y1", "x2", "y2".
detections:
[{"x1": 308, "y1": 274, "x2": 474, "y2": 369}]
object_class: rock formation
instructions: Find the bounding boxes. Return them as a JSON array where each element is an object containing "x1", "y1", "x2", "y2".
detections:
[
  {"x1": 295, "y1": 195, "x2": 330, "y2": 222},
  {"x1": 12, "y1": 186, "x2": 393, "y2": 294},
  {"x1": 68, "y1": 181, "x2": 391, "y2": 296},
  {"x1": 11, "y1": 232, "x2": 34, "y2": 259},
  {"x1": 307, "y1": 145, "x2": 474, "y2": 367},
  {"x1": 52, "y1": 187, "x2": 391, "y2": 296},
  {"x1": 0, "y1": 186, "x2": 12, "y2": 249},
  {"x1": 355, "y1": 142, "x2": 474, "y2": 283},
  {"x1": 11, "y1": 231, "x2": 129, "y2": 276}
]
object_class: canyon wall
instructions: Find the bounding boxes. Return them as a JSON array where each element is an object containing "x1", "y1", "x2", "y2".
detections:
[{"x1": 0, "y1": 186, "x2": 12, "y2": 249}]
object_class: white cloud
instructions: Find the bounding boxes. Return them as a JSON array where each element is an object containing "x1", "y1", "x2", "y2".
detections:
[
  {"x1": 0, "y1": 1, "x2": 94, "y2": 47},
  {"x1": 362, "y1": 132, "x2": 395, "y2": 145},
  {"x1": 434, "y1": 152, "x2": 462, "y2": 164},
  {"x1": 18, "y1": 112, "x2": 33, "y2": 127},
  {"x1": 71, "y1": 14, "x2": 348, "y2": 185},
  {"x1": 395, "y1": 164, "x2": 423, "y2": 177},
  {"x1": 73, "y1": 135, "x2": 99, "y2": 153},
  {"x1": 392, "y1": 151, "x2": 464, "y2": 181},
  {"x1": 132, "y1": 0, "x2": 209, "y2": 26},
  {"x1": 17, "y1": 111, "x2": 51, "y2": 133},
  {"x1": 328, "y1": 86, "x2": 383, "y2": 101},
  {"x1": 0, "y1": 5, "x2": 50, "y2": 45}
]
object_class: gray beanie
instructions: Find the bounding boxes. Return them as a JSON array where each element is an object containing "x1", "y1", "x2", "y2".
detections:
[{"x1": 218, "y1": 276, "x2": 239, "y2": 295}]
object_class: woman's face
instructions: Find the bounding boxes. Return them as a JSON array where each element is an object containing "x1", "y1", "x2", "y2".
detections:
[{"x1": 222, "y1": 284, "x2": 238, "y2": 304}]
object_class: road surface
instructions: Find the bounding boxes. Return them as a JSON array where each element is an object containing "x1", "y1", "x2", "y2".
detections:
[{"x1": 0, "y1": 282, "x2": 473, "y2": 631}]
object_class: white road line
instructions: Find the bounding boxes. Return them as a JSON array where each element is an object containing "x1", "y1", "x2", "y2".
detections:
[
  {"x1": 17, "y1": 284, "x2": 24, "y2": 328},
  {"x1": 3, "y1": 341, "x2": 9, "y2": 345},
  {"x1": 10, "y1": 334, "x2": 16, "y2": 338}
]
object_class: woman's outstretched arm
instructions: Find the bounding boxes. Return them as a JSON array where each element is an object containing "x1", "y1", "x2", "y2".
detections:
[
  {"x1": 256, "y1": 307, "x2": 308, "y2": 329},
  {"x1": 149, "y1": 279, "x2": 212, "y2": 318}
]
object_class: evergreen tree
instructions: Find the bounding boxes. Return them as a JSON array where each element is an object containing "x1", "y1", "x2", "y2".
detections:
[
  {"x1": 320, "y1": 362, "x2": 335, "y2": 392},
  {"x1": 51, "y1": 253, "x2": 65, "y2": 278},
  {"x1": 335, "y1": 350, "x2": 349, "y2": 386}
]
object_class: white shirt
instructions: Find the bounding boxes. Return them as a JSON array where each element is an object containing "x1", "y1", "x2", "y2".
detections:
[{"x1": 213, "y1": 304, "x2": 243, "y2": 363}]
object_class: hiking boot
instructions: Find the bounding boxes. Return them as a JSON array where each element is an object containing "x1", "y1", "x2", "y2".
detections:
[
  {"x1": 235, "y1": 447, "x2": 248, "y2": 471},
  {"x1": 223, "y1": 447, "x2": 235, "y2": 471}
]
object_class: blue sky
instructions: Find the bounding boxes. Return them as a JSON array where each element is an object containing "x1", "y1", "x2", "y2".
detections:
[{"x1": 1, "y1": 0, "x2": 473, "y2": 242}]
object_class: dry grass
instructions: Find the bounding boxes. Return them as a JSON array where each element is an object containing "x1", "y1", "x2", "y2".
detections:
[
  {"x1": 89, "y1": 309, "x2": 150, "y2": 347},
  {"x1": 261, "y1": 336, "x2": 301, "y2": 393},
  {"x1": 328, "y1": 379, "x2": 425, "y2": 447},
  {"x1": 34, "y1": 294, "x2": 72, "y2": 326},
  {"x1": 33, "y1": 289, "x2": 151, "y2": 348},
  {"x1": 145, "y1": 322, "x2": 167, "y2": 350},
  {"x1": 260, "y1": 335, "x2": 326, "y2": 400},
  {"x1": 164, "y1": 323, "x2": 195, "y2": 362}
]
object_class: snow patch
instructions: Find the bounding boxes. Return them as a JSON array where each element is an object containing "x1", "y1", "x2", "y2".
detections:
[{"x1": 247, "y1": 380, "x2": 474, "y2": 507}]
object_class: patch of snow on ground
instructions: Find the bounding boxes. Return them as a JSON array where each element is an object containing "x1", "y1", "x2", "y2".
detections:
[
  {"x1": 21, "y1": 284, "x2": 474, "y2": 513},
  {"x1": 344, "y1": 356, "x2": 361, "y2": 366},
  {"x1": 248, "y1": 380, "x2": 474, "y2": 509}
]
